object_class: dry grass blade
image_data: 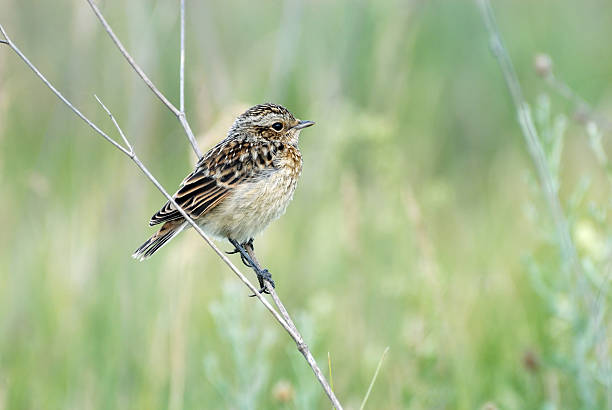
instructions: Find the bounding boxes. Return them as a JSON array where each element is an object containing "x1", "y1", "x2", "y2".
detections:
[{"x1": 328, "y1": 352, "x2": 334, "y2": 394}]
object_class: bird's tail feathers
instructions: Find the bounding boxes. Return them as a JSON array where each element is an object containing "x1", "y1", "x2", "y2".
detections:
[{"x1": 132, "y1": 220, "x2": 186, "y2": 261}]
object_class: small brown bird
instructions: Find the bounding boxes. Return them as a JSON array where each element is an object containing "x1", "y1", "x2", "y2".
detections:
[{"x1": 133, "y1": 103, "x2": 314, "y2": 291}]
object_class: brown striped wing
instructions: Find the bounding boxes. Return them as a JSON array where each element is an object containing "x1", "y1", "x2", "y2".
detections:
[{"x1": 149, "y1": 139, "x2": 278, "y2": 226}]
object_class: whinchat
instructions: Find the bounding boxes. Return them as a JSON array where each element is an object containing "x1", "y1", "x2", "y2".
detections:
[{"x1": 133, "y1": 103, "x2": 314, "y2": 292}]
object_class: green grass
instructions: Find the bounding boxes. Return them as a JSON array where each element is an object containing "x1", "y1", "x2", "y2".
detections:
[{"x1": 1, "y1": 0, "x2": 611, "y2": 408}]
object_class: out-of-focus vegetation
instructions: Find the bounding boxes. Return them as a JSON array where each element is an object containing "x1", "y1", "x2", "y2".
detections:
[{"x1": 1, "y1": 0, "x2": 612, "y2": 408}]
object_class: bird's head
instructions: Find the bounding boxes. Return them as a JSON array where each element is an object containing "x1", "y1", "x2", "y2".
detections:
[{"x1": 229, "y1": 103, "x2": 314, "y2": 145}]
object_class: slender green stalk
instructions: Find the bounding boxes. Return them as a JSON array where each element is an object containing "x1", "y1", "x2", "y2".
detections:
[{"x1": 359, "y1": 347, "x2": 389, "y2": 410}]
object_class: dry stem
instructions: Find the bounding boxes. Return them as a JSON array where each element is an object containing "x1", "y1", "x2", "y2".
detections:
[
  {"x1": 244, "y1": 244, "x2": 342, "y2": 408},
  {"x1": 85, "y1": 0, "x2": 202, "y2": 159},
  {"x1": 0, "y1": 11, "x2": 342, "y2": 410}
]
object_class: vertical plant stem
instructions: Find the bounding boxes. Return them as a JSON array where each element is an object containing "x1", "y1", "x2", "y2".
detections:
[
  {"x1": 476, "y1": 0, "x2": 583, "y2": 284},
  {"x1": 477, "y1": 1, "x2": 606, "y2": 404},
  {"x1": 180, "y1": 0, "x2": 186, "y2": 114},
  {"x1": 85, "y1": 0, "x2": 202, "y2": 159}
]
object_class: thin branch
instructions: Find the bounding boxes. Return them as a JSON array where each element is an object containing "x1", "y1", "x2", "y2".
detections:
[
  {"x1": 0, "y1": 23, "x2": 280, "y2": 320},
  {"x1": 94, "y1": 94, "x2": 133, "y2": 154},
  {"x1": 244, "y1": 244, "x2": 343, "y2": 409},
  {"x1": 85, "y1": 0, "x2": 175, "y2": 114},
  {"x1": 0, "y1": 25, "x2": 131, "y2": 157},
  {"x1": 85, "y1": 0, "x2": 203, "y2": 160},
  {"x1": 0, "y1": 22, "x2": 343, "y2": 410},
  {"x1": 180, "y1": 0, "x2": 186, "y2": 114}
]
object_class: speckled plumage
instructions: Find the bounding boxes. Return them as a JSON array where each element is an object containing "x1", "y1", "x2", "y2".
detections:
[{"x1": 133, "y1": 103, "x2": 313, "y2": 261}]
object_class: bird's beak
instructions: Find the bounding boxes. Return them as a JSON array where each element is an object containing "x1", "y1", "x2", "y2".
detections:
[{"x1": 293, "y1": 120, "x2": 315, "y2": 130}]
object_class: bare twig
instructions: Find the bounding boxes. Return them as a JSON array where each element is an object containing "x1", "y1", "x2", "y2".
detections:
[
  {"x1": 244, "y1": 243, "x2": 343, "y2": 409},
  {"x1": 0, "y1": 26, "x2": 131, "y2": 157},
  {"x1": 180, "y1": 0, "x2": 186, "y2": 114},
  {"x1": 94, "y1": 94, "x2": 133, "y2": 153},
  {"x1": 359, "y1": 347, "x2": 389, "y2": 410},
  {"x1": 85, "y1": 0, "x2": 202, "y2": 159},
  {"x1": 1, "y1": 21, "x2": 342, "y2": 410},
  {"x1": 0, "y1": 25, "x2": 279, "y2": 319}
]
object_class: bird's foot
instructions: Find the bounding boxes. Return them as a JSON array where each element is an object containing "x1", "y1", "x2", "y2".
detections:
[
  {"x1": 248, "y1": 267, "x2": 275, "y2": 297},
  {"x1": 226, "y1": 241, "x2": 254, "y2": 268},
  {"x1": 250, "y1": 268, "x2": 274, "y2": 296},
  {"x1": 228, "y1": 238, "x2": 274, "y2": 296}
]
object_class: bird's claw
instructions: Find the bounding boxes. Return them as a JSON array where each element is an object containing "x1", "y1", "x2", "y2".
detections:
[
  {"x1": 227, "y1": 246, "x2": 254, "y2": 268},
  {"x1": 227, "y1": 238, "x2": 274, "y2": 297},
  {"x1": 257, "y1": 269, "x2": 275, "y2": 288},
  {"x1": 240, "y1": 255, "x2": 252, "y2": 268},
  {"x1": 248, "y1": 288, "x2": 271, "y2": 297},
  {"x1": 248, "y1": 269, "x2": 275, "y2": 297}
]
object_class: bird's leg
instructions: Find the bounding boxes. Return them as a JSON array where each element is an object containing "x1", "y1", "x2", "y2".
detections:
[
  {"x1": 228, "y1": 238, "x2": 275, "y2": 294},
  {"x1": 226, "y1": 242, "x2": 253, "y2": 268},
  {"x1": 244, "y1": 239, "x2": 275, "y2": 294}
]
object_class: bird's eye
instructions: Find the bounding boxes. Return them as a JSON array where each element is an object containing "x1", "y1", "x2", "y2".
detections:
[{"x1": 271, "y1": 122, "x2": 284, "y2": 131}]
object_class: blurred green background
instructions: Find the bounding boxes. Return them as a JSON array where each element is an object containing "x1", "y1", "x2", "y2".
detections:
[{"x1": 1, "y1": 0, "x2": 612, "y2": 408}]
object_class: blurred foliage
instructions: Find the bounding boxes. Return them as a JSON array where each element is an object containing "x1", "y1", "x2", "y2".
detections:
[{"x1": 1, "y1": 0, "x2": 612, "y2": 408}]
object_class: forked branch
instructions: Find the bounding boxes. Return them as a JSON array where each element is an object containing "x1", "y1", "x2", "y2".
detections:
[
  {"x1": 85, "y1": 0, "x2": 202, "y2": 159},
  {"x1": 0, "y1": 14, "x2": 342, "y2": 410}
]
